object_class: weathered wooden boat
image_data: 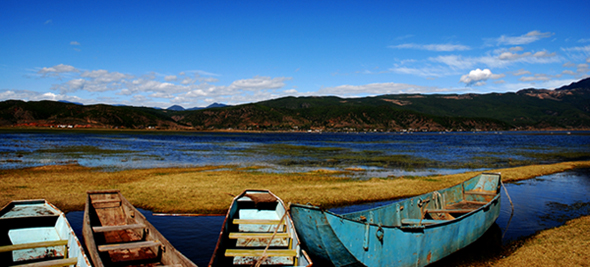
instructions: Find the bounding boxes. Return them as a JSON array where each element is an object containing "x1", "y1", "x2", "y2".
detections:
[
  {"x1": 0, "y1": 199, "x2": 91, "y2": 267},
  {"x1": 290, "y1": 173, "x2": 502, "y2": 267},
  {"x1": 83, "y1": 189, "x2": 197, "y2": 267},
  {"x1": 209, "y1": 189, "x2": 312, "y2": 266}
]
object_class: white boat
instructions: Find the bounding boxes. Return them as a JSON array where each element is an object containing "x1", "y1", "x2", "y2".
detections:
[
  {"x1": 209, "y1": 189, "x2": 312, "y2": 266},
  {"x1": 0, "y1": 199, "x2": 91, "y2": 267}
]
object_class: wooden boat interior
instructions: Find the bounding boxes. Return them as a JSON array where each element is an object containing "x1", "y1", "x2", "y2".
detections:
[
  {"x1": 218, "y1": 190, "x2": 303, "y2": 266},
  {"x1": 86, "y1": 190, "x2": 169, "y2": 266},
  {"x1": 341, "y1": 173, "x2": 501, "y2": 228},
  {"x1": 0, "y1": 200, "x2": 83, "y2": 267}
]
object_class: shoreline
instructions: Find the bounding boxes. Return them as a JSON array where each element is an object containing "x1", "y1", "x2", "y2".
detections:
[
  {"x1": 2, "y1": 126, "x2": 590, "y2": 134},
  {"x1": 1, "y1": 160, "x2": 590, "y2": 213},
  {"x1": 2, "y1": 161, "x2": 589, "y2": 266}
]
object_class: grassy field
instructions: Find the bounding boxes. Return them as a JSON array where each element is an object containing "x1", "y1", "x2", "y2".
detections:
[
  {"x1": 1, "y1": 161, "x2": 589, "y2": 266},
  {"x1": 490, "y1": 215, "x2": 590, "y2": 267},
  {"x1": 1, "y1": 160, "x2": 589, "y2": 214}
]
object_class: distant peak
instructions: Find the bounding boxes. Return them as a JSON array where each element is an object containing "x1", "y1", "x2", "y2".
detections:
[
  {"x1": 556, "y1": 77, "x2": 590, "y2": 91},
  {"x1": 167, "y1": 105, "x2": 185, "y2": 111},
  {"x1": 206, "y1": 103, "x2": 228, "y2": 108}
]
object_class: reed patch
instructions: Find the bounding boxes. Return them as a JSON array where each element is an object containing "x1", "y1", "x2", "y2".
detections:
[{"x1": 1, "y1": 160, "x2": 589, "y2": 214}]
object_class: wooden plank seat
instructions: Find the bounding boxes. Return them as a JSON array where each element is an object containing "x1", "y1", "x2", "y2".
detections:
[
  {"x1": 97, "y1": 240, "x2": 160, "y2": 252},
  {"x1": 91, "y1": 199, "x2": 121, "y2": 205},
  {"x1": 462, "y1": 200, "x2": 488, "y2": 205},
  {"x1": 13, "y1": 257, "x2": 78, "y2": 267},
  {"x1": 92, "y1": 223, "x2": 146, "y2": 233},
  {"x1": 232, "y1": 219, "x2": 284, "y2": 225},
  {"x1": 0, "y1": 240, "x2": 69, "y2": 253},
  {"x1": 401, "y1": 219, "x2": 450, "y2": 225},
  {"x1": 425, "y1": 209, "x2": 475, "y2": 214},
  {"x1": 225, "y1": 249, "x2": 297, "y2": 257},
  {"x1": 465, "y1": 190, "x2": 496, "y2": 196},
  {"x1": 228, "y1": 232, "x2": 290, "y2": 239}
]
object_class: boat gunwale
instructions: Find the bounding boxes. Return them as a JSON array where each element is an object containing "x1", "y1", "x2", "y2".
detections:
[
  {"x1": 208, "y1": 188, "x2": 311, "y2": 267},
  {"x1": 209, "y1": 189, "x2": 286, "y2": 267},
  {"x1": 0, "y1": 199, "x2": 92, "y2": 267},
  {"x1": 82, "y1": 189, "x2": 197, "y2": 267},
  {"x1": 290, "y1": 172, "x2": 502, "y2": 229}
]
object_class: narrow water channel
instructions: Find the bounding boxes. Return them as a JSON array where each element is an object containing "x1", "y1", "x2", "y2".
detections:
[{"x1": 66, "y1": 168, "x2": 590, "y2": 266}]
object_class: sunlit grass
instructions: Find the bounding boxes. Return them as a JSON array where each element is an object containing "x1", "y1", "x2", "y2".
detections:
[
  {"x1": 492, "y1": 215, "x2": 590, "y2": 267},
  {"x1": 2, "y1": 160, "x2": 589, "y2": 214}
]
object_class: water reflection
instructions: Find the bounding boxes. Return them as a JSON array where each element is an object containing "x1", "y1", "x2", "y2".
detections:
[
  {"x1": 67, "y1": 211, "x2": 225, "y2": 266},
  {"x1": 66, "y1": 169, "x2": 590, "y2": 266},
  {"x1": 497, "y1": 168, "x2": 590, "y2": 243}
]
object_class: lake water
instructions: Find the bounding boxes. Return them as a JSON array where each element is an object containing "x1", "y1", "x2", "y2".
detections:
[
  {"x1": 1, "y1": 130, "x2": 589, "y2": 178},
  {"x1": 65, "y1": 169, "x2": 590, "y2": 266},
  {"x1": 3, "y1": 130, "x2": 590, "y2": 265}
]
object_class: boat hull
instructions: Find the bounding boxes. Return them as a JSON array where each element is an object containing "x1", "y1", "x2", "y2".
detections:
[
  {"x1": 0, "y1": 199, "x2": 91, "y2": 267},
  {"x1": 290, "y1": 173, "x2": 501, "y2": 267},
  {"x1": 83, "y1": 189, "x2": 197, "y2": 267},
  {"x1": 209, "y1": 189, "x2": 312, "y2": 266}
]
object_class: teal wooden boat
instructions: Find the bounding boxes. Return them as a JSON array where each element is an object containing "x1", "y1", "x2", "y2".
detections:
[
  {"x1": 209, "y1": 189, "x2": 312, "y2": 266},
  {"x1": 0, "y1": 199, "x2": 92, "y2": 267},
  {"x1": 290, "y1": 173, "x2": 502, "y2": 267}
]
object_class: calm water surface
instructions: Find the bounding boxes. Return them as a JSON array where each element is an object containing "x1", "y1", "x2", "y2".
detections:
[
  {"x1": 66, "y1": 169, "x2": 590, "y2": 266},
  {"x1": 2, "y1": 130, "x2": 589, "y2": 177}
]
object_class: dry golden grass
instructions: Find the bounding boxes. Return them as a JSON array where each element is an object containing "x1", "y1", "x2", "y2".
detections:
[
  {"x1": 1, "y1": 160, "x2": 589, "y2": 214},
  {"x1": 492, "y1": 215, "x2": 590, "y2": 267},
  {"x1": 2, "y1": 161, "x2": 589, "y2": 266}
]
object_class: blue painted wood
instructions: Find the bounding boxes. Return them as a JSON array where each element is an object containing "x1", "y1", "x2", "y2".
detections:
[
  {"x1": 208, "y1": 189, "x2": 312, "y2": 266},
  {"x1": 0, "y1": 199, "x2": 92, "y2": 267},
  {"x1": 290, "y1": 173, "x2": 501, "y2": 267}
]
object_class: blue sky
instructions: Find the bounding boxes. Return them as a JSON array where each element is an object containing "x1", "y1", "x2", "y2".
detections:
[{"x1": 1, "y1": 1, "x2": 589, "y2": 108}]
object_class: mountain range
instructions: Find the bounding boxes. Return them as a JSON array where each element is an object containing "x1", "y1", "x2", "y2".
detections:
[{"x1": 1, "y1": 77, "x2": 589, "y2": 131}]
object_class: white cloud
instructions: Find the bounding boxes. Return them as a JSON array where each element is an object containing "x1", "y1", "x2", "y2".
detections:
[
  {"x1": 460, "y1": 68, "x2": 504, "y2": 86},
  {"x1": 164, "y1": 75, "x2": 177, "y2": 81},
  {"x1": 180, "y1": 77, "x2": 194, "y2": 85},
  {"x1": 429, "y1": 49, "x2": 559, "y2": 71},
  {"x1": 495, "y1": 30, "x2": 553, "y2": 45},
  {"x1": 230, "y1": 76, "x2": 291, "y2": 90},
  {"x1": 561, "y1": 45, "x2": 590, "y2": 61},
  {"x1": 562, "y1": 70, "x2": 576, "y2": 75},
  {"x1": 126, "y1": 79, "x2": 190, "y2": 94},
  {"x1": 199, "y1": 77, "x2": 219, "y2": 83},
  {"x1": 563, "y1": 62, "x2": 576, "y2": 67},
  {"x1": 512, "y1": 69, "x2": 532, "y2": 76},
  {"x1": 70, "y1": 41, "x2": 80, "y2": 45},
  {"x1": 389, "y1": 43, "x2": 470, "y2": 51},
  {"x1": 430, "y1": 55, "x2": 480, "y2": 69},
  {"x1": 498, "y1": 51, "x2": 530, "y2": 60},
  {"x1": 389, "y1": 65, "x2": 459, "y2": 77},
  {"x1": 519, "y1": 74, "x2": 551, "y2": 82},
  {"x1": 38, "y1": 64, "x2": 79, "y2": 76},
  {"x1": 318, "y1": 82, "x2": 440, "y2": 96},
  {"x1": 80, "y1": 70, "x2": 131, "y2": 83},
  {"x1": 0, "y1": 89, "x2": 86, "y2": 103},
  {"x1": 498, "y1": 50, "x2": 557, "y2": 61}
]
